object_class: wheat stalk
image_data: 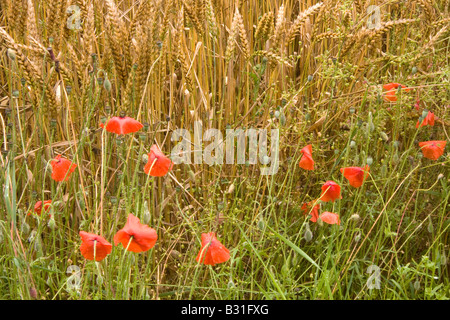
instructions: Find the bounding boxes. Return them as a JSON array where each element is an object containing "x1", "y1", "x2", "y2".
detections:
[
  {"x1": 236, "y1": 8, "x2": 250, "y2": 59},
  {"x1": 271, "y1": 4, "x2": 285, "y2": 50},
  {"x1": 287, "y1": 2, "x2": 323, "y2": 43},
  {"x1": 225, "y1": 8, "x2": 239, "y2": 61},
  {"x1": 254, "y1": 12, "x2": 273, "y2": 42}
]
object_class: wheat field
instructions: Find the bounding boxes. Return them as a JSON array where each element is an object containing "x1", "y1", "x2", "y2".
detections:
[{"x1": 0, "y1": 0, "x2": 449, "y2": 300}]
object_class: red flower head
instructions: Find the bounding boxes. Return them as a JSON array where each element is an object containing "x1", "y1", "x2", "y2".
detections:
[
  {"x1": 416, "y1": 111, "x2": 435, "y2": 128},
  {"x1": 31, "y1": 200, "x2": 52, "y2": 216},
  {"x1": 320, "y1": 181, "x2": 342, "y2": 202},
  {"x1": 144, "y1": 144, "x2": 173, "y2": 177},
  {"x1": 79, "y1": 231, "x2": 112, "y2": 261},
  {"x1": 299, "y1": 144, "x2": 315, "y2": 170},
  {"x1": 100, "y1": 116, "x2": 143, "y2": 135},
  {"x1": 196, "y1": 232, "x2": 230, "y2": 266},
  {"x1": 301, "y1": 201, "x2": 320, "y2": 223},
  {"x1": 50, "y1": 155, "x2": 77, "y2": 182},
  {"x1": 320, "y1": 212, "x2": 340, "y2": 225},
  {"x1": 419, "y1": 141, "x2": 447, "y2": 160},
  {"x1": 114, "y1": 214, "x2": 158, "y2": 253},
  {"x1": 340, "y1": 165, "x2": 370, "y2": 188},
  {"x1": 383, "y1": 83, "x2": 410, "y2": 102}
]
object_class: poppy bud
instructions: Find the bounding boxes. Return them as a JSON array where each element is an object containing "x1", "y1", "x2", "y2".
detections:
[
  {"x1": 103, "y1": 78, "x2": 112, "y2": 91},
  {"x1": 21, "y1": 221, "x2": 30, "y2": 235},
  {"x1": 367, "y1": 156, "x2": 373, "y2": 166},
  {"x1": 413, "y1": 280, "x2": 420, "y2": 291},
  {"x1": 279, "y1": 112, "x2": 286, "y2": 126},
  {"x1": 12, "y1": 90, "x2": 19, "y2": 98},
  {"x1": 6, "y1": 48, "x2": 16, "y2": 60},
  {"x1": 257, "y1": 217, "x2": 265, "y2": 230},
  {"x1": 274, "y1": 110, "x2": 280, "y2": 118},
  {"x1": 350, "y1": 140, "x2": 356, "y2": 148},
  {"x1": 142, "y1": 201, "x2": 151, "y2": 225},
  {"x1": 303, "y1": 229, "x2": 313, "y2": 242},
  {"x1": 34, "y1": 238, "x2": 43, "y2": 255},
  {"x1": 47, "y1": 217, "x2": 56, "y2": 229},
  {"x1": 349, "y1": 107, "x2": 355, "y2": 114},
  {"x1": 226, "y1": 183, "x2": 235, "y2": 194},
  {"x1": 441, "y1": 253, "x2": 447, "y2": 266},
  {"x1": 307, "y1": 75, "x2": 313, "y2": 81},
  {"x1": 29, "y1": 287, "x2": 37, "y2": 299},
  {"x1": 138, "y1": 132, "x2": 147, "y2": 141},
  {"x1": 411, "y1": 66, "x2": 417, "y2": 75},
  {"x1": 350, "y1": 214, "x2": 360, "y2": 221},
  {"x1": 380, "y1": 132, "x2": 389, "y2": 142},
  {"x1": 28, "y1": 230, "x2": 37, "y2": 243},
  {"x1": 427, "y1": 219, "x2": 433, "y2": 233},
  {"x1": 391, "y1": 152, "x2": 399, "y2": 165},
  {"x1": 227, "y1": 280, "x2": 235, "y2": 289},
  {"x1": 261, "y1": 155, "x2": 270, "y2": 165},
  {"x1": 421, "y1": 109, "x2": 429, "y2": 119}
]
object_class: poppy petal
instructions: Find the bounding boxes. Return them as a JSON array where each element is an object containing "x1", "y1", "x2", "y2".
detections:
[
  {"x1": 114, "y1": 214, "x2": 158, "y2": 252},
  {"x1": 419, "y1": 141, "x2": 447, "y2": 160},
  {"x1": 196, "y1": 232, "x2": 230, "y2": 266},
  {"x1": 51, "y1": 155, "x2": 77, "y2": 182},
  {"x1": 320, "y1": 212, "x2": 340, "y2": 225},
  {"x1": 320, "y1": 181, "x2": 342, "y2": 202},
  {"x1": 79, "y1": 231, "x2": 112, "y2": 261},
  {"x1": 103, "y1": 116, "x2": 143, "y2": 135},
  {"x1": 299, "y1": 144, "x2": 314, "y2": 170},
  {"x1": 144, "y1": 145, "x2": 173, "y2": 176},
  {"x1": 340, "y1": 166, "x2": 370, "y2": 188},
  {"x1": 301, "y1": 201, "x2": 320, "y2": 223}
]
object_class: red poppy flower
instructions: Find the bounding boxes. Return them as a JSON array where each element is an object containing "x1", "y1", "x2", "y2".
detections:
[
  {"x1": 79, "y1": 231, "x2": 112, "y2": 261},
  {"x1": 196, "y1": 232, "x2": 230, "y2": 266},
  {"x1": 320, "y1": 212, "x2": 340, "y2": 225},
  {"x1": 340, "y1": 165, "x2": 370, "y2": 188},
  {"x1": 320, "y1": 181, "x2": 342, "y2": 202},
  {"x1": 114, "y1": 214, "x2": 158, "y2": 253},
  {"x1": 144, "y1": 144, "x2": 173, "y2": 177},
  {"x1": 301, "y1": 201, "x2": 320, "y2": 223},
  {"x1": 383, "y1": 83, "x2": 410, "y2": 102},
  {"x1": 419, "y1": 140, "x2": 447, "y2": 160},
  {"x1": 299, "y1": 144, "x2": 314, "y2": 170},
  {"x1": 416, "y1": 111, "x2": 435, "y2": 128},
  {"x1": 100, "y1": 116, "x2": 143, "y2": 135},
  {"x1": 31, "y1": 200, "x2": 52, "y2": 216},
  {"x1": 50, "y1": 155, "x2": 77, "y2": 182}
]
